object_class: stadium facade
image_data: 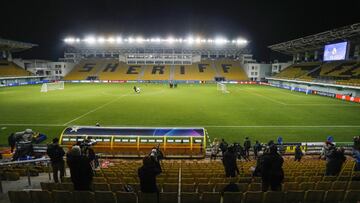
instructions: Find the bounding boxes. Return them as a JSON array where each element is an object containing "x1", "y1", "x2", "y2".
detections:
[{"x1": 1, "y1": 24, "x2": 360, "y2": 99}]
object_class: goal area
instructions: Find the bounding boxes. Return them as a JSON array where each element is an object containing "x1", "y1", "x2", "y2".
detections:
[
  {"x1": 217, "y1": 82, "x2": 229, "y2": 93},
  {"x1": 40, "y1": 81, "x2": 64, "y2": 92}
]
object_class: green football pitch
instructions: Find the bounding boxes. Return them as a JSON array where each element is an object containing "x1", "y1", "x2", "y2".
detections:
[{"x1": 0, "y1": 83, "x2": 359, "y2": 145}]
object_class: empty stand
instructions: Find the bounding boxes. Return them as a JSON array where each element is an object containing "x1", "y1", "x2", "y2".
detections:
[
  {"x1": 275, "y1": 62, "x2": 321, "y2": 79},
  {"x1": 276, "y1": 60, "x2": 360, "y2": 86},
  {"x1": 214, "y1": 59, "x2": 248, "y2": 81},
  {"x1": 64, "y1": 59, "x2": 248, "y2": 81},
  {"x1": 0, "y1": 61, "x2": 32, "y2": 77},
  {"x1": 6, "y1": 158, "x2": 360, "y2": 203},
  {"x1": 173, "y1": 62, "x2": 217, "y2": 81},
  {"x1": 64, "y1": 59, "x2": 105, "y2": 80}
]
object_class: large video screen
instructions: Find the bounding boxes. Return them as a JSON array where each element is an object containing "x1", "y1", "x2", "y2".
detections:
[{"x1": 323, "y1": 42, "x2": 348, "y2": 61}]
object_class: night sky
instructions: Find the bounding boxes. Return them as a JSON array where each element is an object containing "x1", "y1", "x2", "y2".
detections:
[{"x1": 1, "y1": 0, "x2": 359, "y2": 62}]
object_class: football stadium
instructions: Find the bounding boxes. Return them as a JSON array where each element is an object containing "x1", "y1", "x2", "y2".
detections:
[{"x1": 1, "y1": 1, "x2": 360, "y2": 203}]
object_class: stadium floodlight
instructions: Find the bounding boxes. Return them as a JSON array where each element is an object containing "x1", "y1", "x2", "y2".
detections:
[
  {"x1": 84, "y1": 36, "x2": 96, "y2": 44},
  {"x1": 128, "y1": 37, "x2": 134, "y2": 43},
  {"x1": 150, "y1": 37, "x2": 161, "y2": 43},
  {"x1": 97, "y1": 37, "x2": 105, "y2": 43},
  {"x1": 214, "y1": 37, "x2": 227, "y2": 45},
  {"x1": 166, "y1": 37, "x2": 175, "y2": 44},
  {"x1": 116, "y1": 37, "x2": 122, "y2": 43},
  {"x1": 186, "y1": 37, "x2": 194, "y2": 45},
  {"x1": 195, "y1": 37, "x2": 201, "y2": 44},
  {"x1": 107, "y1": 37, "x2": 115, "y2": 43},
  {"x1": 64, "y1": 37, "x2": 76, "y2": 44},
  {"x1": 63, "y1": 35, "x2": 248, "y2": 46},
  {"x1": 136, "y1": 37, "x2": 144, "y2": 43},
  {"x1": 236, "y1": 38, "x2": 248, "y2": 45}
]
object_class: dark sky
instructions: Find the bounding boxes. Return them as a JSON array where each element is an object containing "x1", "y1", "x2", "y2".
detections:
[{"x1": 1, "y1": 0, "x2": 359, "y2": 62}]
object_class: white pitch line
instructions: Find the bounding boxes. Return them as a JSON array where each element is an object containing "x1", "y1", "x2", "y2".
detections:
[
  {"x1": 0, "y1": 124, "x2": 360, "y2": 128},
  {"x1": 204, "y1": 125, "x2": 360, "y2": 128},
  {"x1": 241, "y1": 89, "x2": 287, "y2": 105},
  {"x1": 63, "y1": 93, "x2": 131, "y2": 126},
  {"x1": 0, "y1": 123, "x2": 65, "y2": 127},
  {"x1": 285, "y1": 104, "x2": 358, "y2": 106}
]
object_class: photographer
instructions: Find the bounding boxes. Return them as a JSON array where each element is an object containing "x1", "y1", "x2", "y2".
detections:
[
  {"x1": 326, "y1": 147, "x2": 346, "y2": 176},
  {"x1": 353, "y1": 136, "x2": 360, "y2": 171},
  {"x1": 138, "y1": 146, "x2": 163, "y2": 194},
  {"x1": 222, "y1": 145, "x2": 240, "y2": 177},
  {"x1": 80, "y1": 137, "x2": 99, "y2": 168}
]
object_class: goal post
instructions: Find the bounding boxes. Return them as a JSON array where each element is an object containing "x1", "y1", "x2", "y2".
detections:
[
  {"x1": 40, "y1": 81, "x2": 64, "y2": 92},
  {"x1": 217, "y1": 82, "x2": 229, "y2": 93}
]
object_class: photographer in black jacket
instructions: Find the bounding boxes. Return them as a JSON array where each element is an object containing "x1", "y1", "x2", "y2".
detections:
[
  {"x1": 138, "y1": 146, "x2": 163, "y2": 193},
  {"x1": 260, "y1": 143, "x2": 284, "y2": 191},
  {"x1": 222, "y1": 145, "x2": 240, "y2": 177},
  {"x1": 47, "y1": 138, "x2": 65, "y2": 183}
]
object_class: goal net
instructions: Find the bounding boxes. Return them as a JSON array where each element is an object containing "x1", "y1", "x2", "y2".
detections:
[
  {"x1": 40, "y1": 81, "x2": 64, "y2": 92},
  {"x1": 217, "y1": 82, "x2": 229, "y2": 93}
]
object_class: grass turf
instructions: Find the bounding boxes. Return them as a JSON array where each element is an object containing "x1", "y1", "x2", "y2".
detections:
[{"x1": 0, "y1": 83, "x2": 359, "y2": 145}]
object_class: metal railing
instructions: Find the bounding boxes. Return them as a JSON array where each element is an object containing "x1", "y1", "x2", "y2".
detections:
[{"x1": 0, "y1": 157, "x2": 51, "y2": 193}]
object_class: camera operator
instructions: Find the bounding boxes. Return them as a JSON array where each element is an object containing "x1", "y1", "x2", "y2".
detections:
[{"x1": 138, "y1": 145, "x2": 163, "y2": 194}]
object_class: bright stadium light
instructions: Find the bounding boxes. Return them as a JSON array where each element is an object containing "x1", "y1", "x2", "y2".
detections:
[
  {"x1": 107, "y1": 37, "x2": 115, "y2": 43},
  {"x1": 136, "y1": 37, "x2": 144, "y2": 43},
  {"x1": 84, "y1": 36, "x2": 96, "y2": 44},
  {"x1": 236, "y1": 38, "x2": 248, "y2": 44},
  {"x1": 116, "y1": 37, "x2": 122, "y2": 43},
  {"x1": 166, "y1": 37, "x2": 175, "y2": 44},
  {"x1": 64, "y1": 37, "x2": 75, "y2": 44},
  {"x1": 214, "y1": 37, "x2": 227, "y2": 45},
  {"x1": 63, "y1": 35, "x2": 248, "y2": 46},
  {"x1": 186, "y1": 37, "x2": 194, "y2": 45},
  {"x1": 195, "y1": 37, "x2": 201, "y2": 44},
  {"x1": 97, "y1": 37, "x2": 105, "y2": 43}
]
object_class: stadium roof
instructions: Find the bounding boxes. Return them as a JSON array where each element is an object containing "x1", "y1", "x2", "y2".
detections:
[
  {"x1": 0, "y1": 38, "x2": 37, "y2": 52},
  {"x1": 268, "y1": 23, "x2": 360, "y2": 55}
]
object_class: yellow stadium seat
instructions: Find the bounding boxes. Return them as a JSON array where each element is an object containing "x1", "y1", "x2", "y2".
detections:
[
  {"x1": 285, "y1": 191, "x2": 305, "y2": 203},
  {"x1": 8, "y1": 191, "x2": 31, "y2": 203},
  {"x1": 52, "y1": 190, "x2": 74, "y2": 203},
  {"x1": 30, "y1": 190, "x2": 53, "y2": 203},
  {"x1": 244, "y1": 191, "x2": 263, "y2": 203},
  {"x1": 304, "y1": 190, "x2": 325, "y2": 203},
  {"x1": 95, "y1": 191, "x2": 116, "y2": 203},
  {"x1": 116, "y1": 191, "x2": 137, "y2": 203},
  {"x1": 159, "y1": 192, "x2": 178, "y2": 203},
  {"x1": 181, "y1": 192, "x2": 199, "y2": 203},
  {"x1": 223, "y1": 192, "x2": 243, "y2": 203},
  {"x1": 138, "y1": 192, "x2": 158, "y2": 203},
  {"x1": 263, "y1": 191, "x2": 285, "y2": 203},
  {"x1": 323, "y1": 190, "x2": 345, "y2": 203},
  {"x1": 73, "y1": 191, "x2": 95, "y2": 203}
]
